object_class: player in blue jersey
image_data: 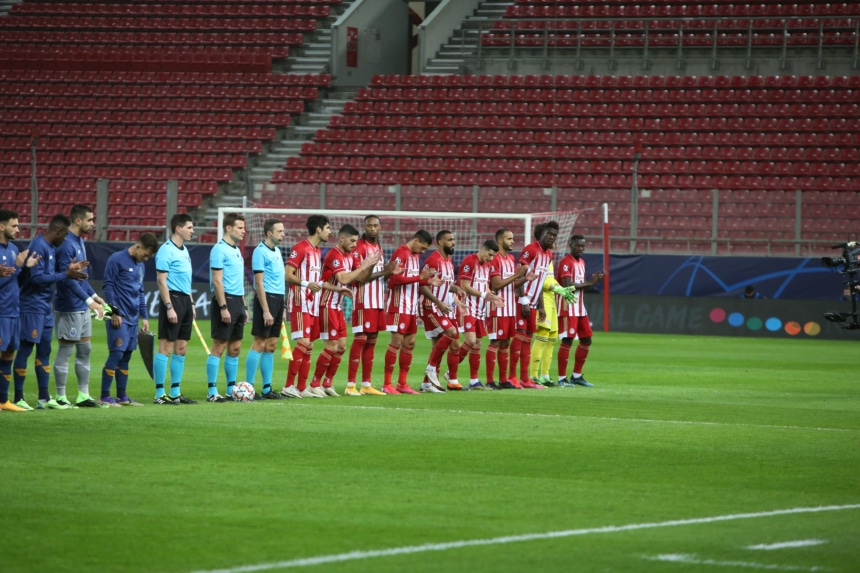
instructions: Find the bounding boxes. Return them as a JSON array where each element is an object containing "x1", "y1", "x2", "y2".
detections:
[
  {"x1": 13, "y1": 214, "x2": 89, "y2": 410},
  {"x1": 154, "y1": 213, "x2": 197, "y2": 404},
  {"x1": 0, "y1": 209, "x2": 39, "y2": 412},
  {"x1": 206, "y1": 213, "x2": 248, "y2": 402},
  {"x1": 54, "y1": 204, "x2": 109, "y2": 408},
  {"x1": 99, "y1": 233, "x2": 159, "y2": 407},
  {"x1": 246, "y1": 218, "x2": 286, "y2": 400}
]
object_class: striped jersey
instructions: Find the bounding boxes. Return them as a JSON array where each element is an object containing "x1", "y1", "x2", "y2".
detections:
[
  {"x1": 420, "y1": 250, "x2": 455, "y2": 315},
  {"x1": 320, "y1": 246, "x2": 353, "y2": 310},
  {"x1": 556, "y1": 254, "x2": 587, "y2": 317},
  {"x1": 352, "y1": 238, "x2": 385, "y2": 310},
  {"x1": 488, "y1": 252, "x2": 518, "y2": 317},
  {"x1": 286, "y1": 239, "x2": 322, "y2": 315},
  {"x1": 518, "y1": 241, "x2": 553, "y2": 307},
  {"x1": 458, "y1": 253, "x2": 492, "y2": 319},
  {"x1": 386, "y1": 244, "x2": 423, "y2": 316}
]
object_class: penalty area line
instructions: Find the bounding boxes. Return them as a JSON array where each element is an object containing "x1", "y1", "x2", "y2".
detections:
[{"x1": 189, "y1": 504, "x2": 860, "y2": 573}]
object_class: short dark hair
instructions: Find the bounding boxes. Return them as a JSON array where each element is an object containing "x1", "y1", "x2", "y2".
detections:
[
  {"x1": 0, "y1": 209, "x2": 18, "y2": 224},
  {"x1": 544, "y1": 220, "x2": 560, "y2": 233},
  {"x1": 170, "y1": 213, "x2": 193, "y2": 235},
  {"x1": 69, "y1": 204, "x2": 92, "y2": 223},
  {"x1": 222, "y1": 212, "x2": 245, "y2": 230},
  {"x1": 48, "y1": 214, "x2": 71, "y2": 231},
  {"x1": 138, "y1": 233, "x2": 159, "y2": 252},
  {"x1": 569, "y1": 234, "x2": 585, "y2": 245},
  {"x1": 482, "y1": 239, "x2": 499, "y2": 252},
  {"x1": 306, "y1": 214, "x2": 330, "y2": 236},
  {"x1": 414, "y1": 230, "x2": 432, "y2": 245},
  {"x1": 263, "y1": 218, "x2": 282, "y2": 236},
  {"x1": 364, "y1": 214, "x2": 380, "y2": 224},
  {"x1": 436, "y1": 229, "x2": 453, "y2": 243},
  {"x1": 533, "y1": 223, "x2": 546, "y2": 241},
  {"x1": 494, "y1": 228, "x2": 510, "y2": 242},
  {"x1": 339, "y1": 223, "x2": 360, "y2": 237}
]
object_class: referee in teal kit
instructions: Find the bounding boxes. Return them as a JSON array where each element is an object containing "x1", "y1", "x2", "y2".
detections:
[
  {"x1": 205, "y1": 213, "x2": 248, "y2": 402},
  {"x1": 154, "y1": 213, "x2": 197, "y2": 405}
]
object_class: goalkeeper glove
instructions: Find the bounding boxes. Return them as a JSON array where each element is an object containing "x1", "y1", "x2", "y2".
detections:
[
  {"x1": 551, "y1": 285, "x2": 577, "y2": 303},
  {"x1": 89, "y1": 302, "x2": 114, "y2": 321}
]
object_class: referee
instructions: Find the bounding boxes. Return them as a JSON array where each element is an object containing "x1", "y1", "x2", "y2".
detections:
[
  {"x1": 153, "y1": 213, "x2": 197, "y2": 405},
  {"x1": 245, "y1": 218, "x2": 286, "y2": 400},
  {"x1": 206, "y1": 213, "x2": 248, "y2": 402}
]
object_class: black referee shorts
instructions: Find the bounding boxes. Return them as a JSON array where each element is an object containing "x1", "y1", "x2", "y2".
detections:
[
  {"x1": 210, "y1": 294, "x2": 247, "y2": 341},
  {"x1": 158, "y1": 291, "x2": 194, "y2": 342},
  {"x1": 251, "y1": 292, "x2": 285, "y2": 339}
]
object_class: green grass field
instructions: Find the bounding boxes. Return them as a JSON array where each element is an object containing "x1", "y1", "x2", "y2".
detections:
[{"x1": 3, "y1": 325, "x2": 859, "y2": 573}]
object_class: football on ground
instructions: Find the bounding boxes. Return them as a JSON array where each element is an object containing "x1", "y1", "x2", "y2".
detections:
[{"x1": 231, "y1": 381, "x2": 255, "y2": 402}]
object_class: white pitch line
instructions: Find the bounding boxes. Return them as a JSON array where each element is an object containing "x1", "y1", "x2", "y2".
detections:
[
  {"x1": 747, "y1": 540, "x2": 829, "y2": 551},
  {"x1": 643, "y1": 553, "x2": 831, "y2": 571},
  {"x1": 189, "y1": 504, "x2": 860, "y2": 573},
  {"x1": 290, "y1": 402, "x2": 856, "y2": 433}
]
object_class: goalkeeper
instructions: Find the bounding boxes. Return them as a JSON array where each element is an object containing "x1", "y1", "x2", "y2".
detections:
[{"x1": 529, "y1": 262, "x2": 576, "y2": 387}]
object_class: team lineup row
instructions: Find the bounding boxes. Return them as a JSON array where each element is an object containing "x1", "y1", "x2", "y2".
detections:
[{"x1": 0, "y1": 207, "x2": 604, "y2": 411}]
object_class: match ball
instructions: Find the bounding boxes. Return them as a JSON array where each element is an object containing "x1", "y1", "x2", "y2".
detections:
[{"x1": 231, "y1": 381, "x2": 256, "y2": 402}]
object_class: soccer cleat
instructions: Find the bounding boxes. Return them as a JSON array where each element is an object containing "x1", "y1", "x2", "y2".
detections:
[
  {"x1": 537, "y1": 375, "x2": 553, "y2": 386},
  {"x1": 55, "y1": 396, "x2": 73, "y2": 408},
  {"x1": 486, "y1": 382, "x2": 501, "y2": 390},
  {"x1": 424, "y1": 365, "x2": 441, "y2": 386},
  {"x1": 301, "y1": 387, "x2": 326, "y2": 398},
  {"x1": 360, "y1": 385, "x2": 386, "y2": 396},
  {"x1": 38, "y1": 398, "x2": 73, "y2": 410},
  {"x1": 172, "y1": 394, "x2": 198, "y2": 404},
  {"x1": 557, "y1": 377, "x2": 569, "y2": 387},
  {"x1": 344, "y1": 386, "x2": 363, "y2": 397},
  {"x1": 571, "y1": 376, "x2": 594, "y2": 387},
  {"x1": 309, "y1": 386, "x2": 327, "y2": 398},
  {"x1": 280, "y1": 385, "x2": 302, "y2": 399},
  {"x1": 15, "y1": 399, "x2": 35, "y2": 411},
  {"x1": 469, "y1": 381, "x2": 493, "y2": 391},
  {"x1": 446, "y1": 382, "x2": 466, "y2": 391},
  {"x1": 0, "y1": 401, "x2": 28, "y2": 412},
  {"x1": 99, "y1": 397, "x2": 123, "y2": 408},
  {"x1": 259, "y1": 391, "x2": 284, "y2": 400},
  {"x1": 521, "y1": 380, "x2": 547, "y2": 390},
  {"x1": 397, "y1": 384, "x2": 420, "y2": 395},
  {"x1": 498, "y1": 381, "x2": 522, "y2": 390},
  {"x1": 381, "y1": 385, "x2": 400, "y2": 395},
  {"x1": 323, "y1": 386, "x2": 340, "y2": 397},
  {"x1": 153, "y1": 395, "x2": 178, "y2": 405},
  {"x1": 206, "y1": 394, "x2": 227, "y2": 403},
  {"x1": 76, "y1": 395, "x2": 106, "y2": 408},
  {"x1": 116, "y1": 396, "x2": 143, "y2": 406},
  {"x1": 419, "y1": 383, "x2": 445, "y2": 394},
  {"x1": 507, "y1": 377, "x2": 524, "y2": 389}
]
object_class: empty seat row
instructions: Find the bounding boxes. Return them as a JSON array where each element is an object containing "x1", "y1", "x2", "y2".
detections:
[
  {"x1": 0, "y1": 69, "x2": 329, "y2": 87},
  {"x1": 10, "y1": 3, "x2": 329, "y2": 18}
]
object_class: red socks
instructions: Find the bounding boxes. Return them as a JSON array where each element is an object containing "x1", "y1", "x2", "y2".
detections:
[
  {"x1": 485, "y1": 345, "x2": 498, "y2": 383},
  {"x1": 558, "y1": 340, "x2": 572, "y2": 378},
  {"x1": 573, "y1": 343, "x2": 590, "y2": 375},
  {"x1": 347, "y1": 334, "x2": 366, "y2": 383}
]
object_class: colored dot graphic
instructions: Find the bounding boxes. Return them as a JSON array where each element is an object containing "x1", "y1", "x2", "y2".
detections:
[{"x1": 709, "y1": 308, "x2": 821, "y2": 337}]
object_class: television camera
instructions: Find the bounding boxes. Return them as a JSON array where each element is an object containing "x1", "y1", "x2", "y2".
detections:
[{"x1": 822, "y1": 242, "x2": 860, "y2": 330}]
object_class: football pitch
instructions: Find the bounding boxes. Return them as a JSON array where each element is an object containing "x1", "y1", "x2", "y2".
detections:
[{"x1": 3, "y1": 326, "x2": 859, "y2": 573}]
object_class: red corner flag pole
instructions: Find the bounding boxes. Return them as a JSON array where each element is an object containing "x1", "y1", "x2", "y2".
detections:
[{"x1": 602, "y1": 202, "x2": 610, "y2": 332}]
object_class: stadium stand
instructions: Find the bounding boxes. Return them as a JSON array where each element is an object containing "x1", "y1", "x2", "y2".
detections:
[
  {"x1": 263, "y1": 72, "x2": 860, "y2": 255},
  {"x1": 0, "y1": 0, "x2": 338, "y2": 239}
]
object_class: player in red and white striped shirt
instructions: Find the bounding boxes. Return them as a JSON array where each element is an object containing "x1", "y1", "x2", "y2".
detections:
[
  {"x1": 508, "y1": 221, "x2": 558, "y2": 389},
  {"x1": 487, "y1": 228, "x2": 532, "y2": 389},
  {"x1": 282, "y1": 214, "x2": 333, "y2": 399},
  {"x1": 458, "y1": 239, "x2": 503, "y2": 390},
  {"x1": 556, "y1": 234, "x2": 605, "y2": 387},
  {"x1": 346, "y1": 215, "x2": 401, "y2": 395},
  {"x1": 311, "y1": 224, "x2": 381, "y2": 397},
  {"x1": 383, "y1": 230, "x2": 439, "y2": 394},
  {"x1": 420, "y1": 230, "x2": 463, "y2": 392}
]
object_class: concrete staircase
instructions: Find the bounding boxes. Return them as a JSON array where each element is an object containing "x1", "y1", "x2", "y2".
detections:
[{"x1": 422, "y1": 1, "x2": 512, "y2": 74}]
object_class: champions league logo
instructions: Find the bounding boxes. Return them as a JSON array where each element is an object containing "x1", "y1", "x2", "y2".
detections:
[{"x1": 463, "y1": 265, "x2": 471, "y2": 273}]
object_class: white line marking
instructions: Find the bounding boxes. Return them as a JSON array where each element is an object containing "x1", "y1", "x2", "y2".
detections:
[
  {"x1": 747, "y1": 540, "x2": 829, "y2": 551},
  {"x1": 292, "y1": 403, "x2": 856, "y2": 433},
  {"x1": 189, "y1": 504, "x2": 860, "y2": 573},
  {"x1": 644, "y1": 553, "x2": 831, "y2": 571}
]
